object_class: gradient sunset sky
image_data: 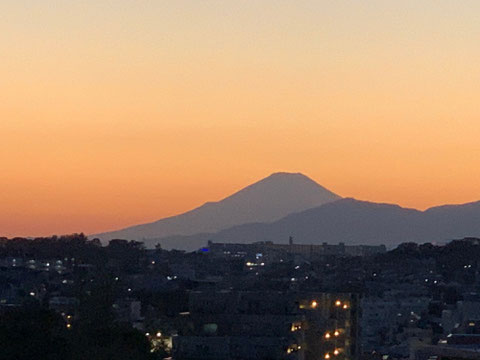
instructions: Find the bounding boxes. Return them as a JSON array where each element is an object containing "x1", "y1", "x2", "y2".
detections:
[{"x1": 1, "y1": 1, "x2": 480, "y2": 237}]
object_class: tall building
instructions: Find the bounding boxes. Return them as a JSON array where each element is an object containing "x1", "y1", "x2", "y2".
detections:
[{"x1": 173, "y1": 291, "x2": 360, "y2": 360}]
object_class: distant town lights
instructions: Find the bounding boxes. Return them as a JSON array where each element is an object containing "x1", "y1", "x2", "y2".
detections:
[
  {"x1": 335, "y1": 300, "x2": 341, "y2": 306},
  {"x1": 311, "y1": 300, "x2": 318, "y2": 308}
]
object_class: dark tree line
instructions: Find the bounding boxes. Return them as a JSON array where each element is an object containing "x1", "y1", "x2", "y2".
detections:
[
  {"x1": 0, "y1": 304, "x2": 155, "y2": 360},
  {"x1": 0, "y1": 234, "x2": 148, "y2": 271}
]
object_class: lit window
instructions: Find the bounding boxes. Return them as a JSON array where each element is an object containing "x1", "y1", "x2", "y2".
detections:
[{"x1": 291, "y1": 323, "x2": 302, "y2": 332}]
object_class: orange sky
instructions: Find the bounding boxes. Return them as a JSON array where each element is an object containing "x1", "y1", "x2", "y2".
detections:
[{"x1": 1, "y1": 1, "x2": 480, "y2": 237}]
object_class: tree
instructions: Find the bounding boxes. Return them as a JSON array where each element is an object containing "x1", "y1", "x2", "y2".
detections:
[{"x1": 0, "y1": 307, "x2": 70, "y2": 360}]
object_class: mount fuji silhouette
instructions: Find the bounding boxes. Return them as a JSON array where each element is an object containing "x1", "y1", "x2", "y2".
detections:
[
  {"x1": 93, "y1": 173, "x2": 480, "y2": 251},
  {"x1": 93, "y1": 172, "x2": 340, "y2": 244}
]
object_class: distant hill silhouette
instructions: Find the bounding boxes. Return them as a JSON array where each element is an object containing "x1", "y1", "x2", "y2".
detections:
[
  {"x1": 93, "y1": 172, "x2": 341, "y2": 243},
  {"x1": 146, "y1": 198, "x2": 480, "y2": 251}
]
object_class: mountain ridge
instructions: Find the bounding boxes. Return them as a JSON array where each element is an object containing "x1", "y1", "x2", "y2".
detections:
[
  {"x1": 92, "y1": 172, "x2": 341, "y2": 242},
  {"x1": 142, "y1": 198, "x2": 480, "y2": 251}
]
